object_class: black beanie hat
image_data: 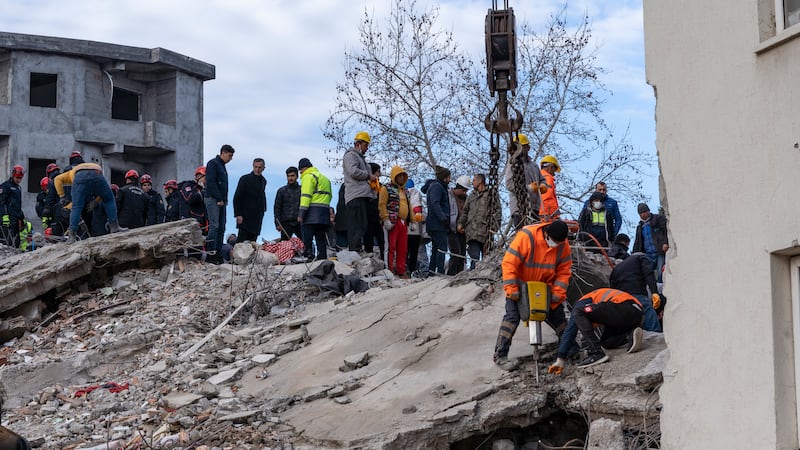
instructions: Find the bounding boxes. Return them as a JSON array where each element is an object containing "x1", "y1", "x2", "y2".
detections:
[
  {"x1": 545, "y1": 220, "x2": 569, "y2": 242},
  {"x1": 637, "y1": 203, "x2": 650, "y2": 214},
  {"x1": 298, "y1": 158, "x2": 312, "y2": 170},
  {"x1": 435, "y1": 165, "x2": 451, "y2": 181}
]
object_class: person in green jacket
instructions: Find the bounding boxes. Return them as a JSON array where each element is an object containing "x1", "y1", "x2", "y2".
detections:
[{"x1": 298, "y1": 158, "x2": 332, "y2": 261}]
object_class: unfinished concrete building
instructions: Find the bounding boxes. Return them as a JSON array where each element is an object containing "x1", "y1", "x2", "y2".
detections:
[
  {"x1": 0, "y1": 31, "x2": 215, "y2": 223},
  {"x1": 644, "y1": 0, "x2": 800, "y2": 448}
]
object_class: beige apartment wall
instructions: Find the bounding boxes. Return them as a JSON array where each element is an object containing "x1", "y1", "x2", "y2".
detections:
[{"x1": 644, "y1": 0, "x2": 800, "y2": 448}]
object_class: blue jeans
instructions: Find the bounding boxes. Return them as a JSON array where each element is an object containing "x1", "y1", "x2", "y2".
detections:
[
  {"x1": 428, "y1": 230, "x2": 448, "y2": 274},
  {"x1": 204, "y1": 197, "x2": 226, "y2": 253},
  {"x1": 633, "y1": 293, "x2": 661, "y2": 332},
  {"x1": 70, "y1": 169, "x2": 118, "y2": 233}
]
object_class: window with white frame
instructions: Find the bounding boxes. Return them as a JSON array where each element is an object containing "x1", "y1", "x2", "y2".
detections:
[
  {"x1": 776, "y1": 0, "x2": 800, "y2": 32},
  {"x1": 790, "y1": 256, "x2": 800, "y2": 443}
]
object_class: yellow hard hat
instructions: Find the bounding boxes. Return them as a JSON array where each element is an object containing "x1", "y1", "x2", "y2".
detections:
[
  {"x1": 514, "y1": 133, "x2": 530, "y2": 146},
  {"x1": 540, "y1": 155, "x2": 561, "y2": 172},
  {"x1": 354, "y1": 131, "x2": 371, "y2": 144}
]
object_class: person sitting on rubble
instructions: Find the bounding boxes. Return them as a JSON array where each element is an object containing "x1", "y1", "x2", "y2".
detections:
[
  {"x1": 221, "y1": 233, "x2": 236, "y2": 263},
  {"x1": 609, "y1": 252, "x2": 664, "y2": 332},
  {"x1": 578, "y1": 191, "x2": 615, "y2": 251},
  {"x1": 548, "y1": 288, "x2": 646, "y2": 373},
  {"x1": 607, "y1": 233, "x2": 630, "y2": 260},
  {"x1": 494, "y1": 220, "x2": 572, "y2": 371}
]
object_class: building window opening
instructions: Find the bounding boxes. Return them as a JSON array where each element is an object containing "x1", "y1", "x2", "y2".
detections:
[
  {"x1": 29, "y1": 73, "x2": 57, "y2": 108},
  {"x1": 786, "y1": 0, "x2": 800, "y2": 28},
  {"x1": 27, "y1": 158, "x2": 55, "y2": 193},
  {"x1": 112, "y1": 88, "x2": 140, "y2": 121},
  {"x1": 110, "y1": 169, "x2": 126, "y2": 188}
]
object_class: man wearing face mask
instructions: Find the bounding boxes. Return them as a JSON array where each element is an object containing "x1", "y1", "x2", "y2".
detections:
[
  {"x1": 493, "y1": 220, "x2": 572, "y2": 371},
  {"x1": 578, "y1": 191, "x2": 615, "y2": 251}
]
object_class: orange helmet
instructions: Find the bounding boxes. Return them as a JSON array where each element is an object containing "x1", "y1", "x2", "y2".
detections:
[{"x1": 125, "y1": 169, "x2": 139, "y2": 180}]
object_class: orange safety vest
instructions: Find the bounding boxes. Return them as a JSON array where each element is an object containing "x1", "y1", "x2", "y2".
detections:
[
  {"x1": 579, "y1": 288, "x2": 642, "y2": 307},
  {"x1": 539, "y1": 169, "x2": 559, "y2": 220},
  {"x1": 502, "y1": 223, "x2": 572, "y2": 308}
]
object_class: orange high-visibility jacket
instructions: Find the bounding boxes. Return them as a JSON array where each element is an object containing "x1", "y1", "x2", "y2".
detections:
[
  {"x1": 539, "y1": 169, "x2": 559, "y2": 220},
  {"x1": 579, "y1": 288, "x2": 642, "y2": 307},
  {"x1": 502, "y1": 223, "x2": 572, "y2": 309}
]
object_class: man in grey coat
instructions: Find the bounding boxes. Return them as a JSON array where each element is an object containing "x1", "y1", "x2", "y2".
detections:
[
  {"x1": 457, "y1": 174, "x2": 501, "y2": 269},
  {"x1": 342, "y1": 131, "x2": 376, "y2": 252}
]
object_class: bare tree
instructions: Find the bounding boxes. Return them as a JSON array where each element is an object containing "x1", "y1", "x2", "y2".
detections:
[
  {"x1": 509, "y1": 7, "x2": 653, "y2": 219},
  {"x1": 325, "y1": 1, "x2": 653, "y2": 224},
  {"x1": 323, "y1": 0, "x2": 479, "y2": 179}
]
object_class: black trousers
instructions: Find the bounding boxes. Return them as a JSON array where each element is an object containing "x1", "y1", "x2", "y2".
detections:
[
  {"x1": 279, "y1": 223, "x2": 302, "y2": 241},
  {"x1": 407, "y1": 234, "x2": 421, "y2": 272},
  {"x1": 446, "y1": 232, "x2": 466, "y2": 275},
  {"x1": 302, "y1": 223, "x2": 328, "y2": 260},
  {"x1": 346, "y1": 197, "x2": 370, "y2": 252},
  {"x1": 236, "y1": 229, "x2": 259, "y2": 243}
]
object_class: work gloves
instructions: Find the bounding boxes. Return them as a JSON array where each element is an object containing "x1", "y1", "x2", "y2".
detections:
[
  {"x1": 547, "y1": 358, "x2": 565, "y2": 375},
  {"x1": 509, "y1": 291, "x2": 520, "y2": 302},
  {"x1": 651, "y1": 293, "x2": 662, "y2": 310},
  {"x1": 383, "y1": 220, "x2": 394, "y2": 231}
]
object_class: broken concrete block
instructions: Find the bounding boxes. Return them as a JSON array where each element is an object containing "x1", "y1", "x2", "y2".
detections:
[
  {"x1": 0, "y1": 317, "x2": 28, "y2": 344},
  {"x1": 232, "y1": 243, "x2": 255, "y2": 265},
  {"x1": 326, "y1": 386, "x2": 345, "y2": 398},
  {"x1": 429, "y1": 400, "x2": 476, "y2": 425},
  {"x1": 206, "y1": 368, "x2": 241, "y2": 385},
  {"x1": 302, "y1": 386, "x2": 330, "y2": 402},
  {"x1": 492, "y1": 440, "x2": 515, "y2": 450},
  {"x1": 336, "y1": 250, "x2": 361, "y2": 265},
  {"x1": 286, "y1": 318, "x2": 310, "y2": 328},
  {"x1": 4, "y1": 299, "x2": 47, "y2": 322},
  {"x1": 586, "y1": 418, "x2": 625, "y2": 450},
  {"x1": 256, "y1": 250, "x2": 279, "y2": 266},
  {"x1": 162, "y1": 391, "x2": 203, "y2": 409},
  {"x1": 251, "y1": 354, "x2": 276, "y2": 365},
  {"x1": 340, "y1": 352, "x2": 369, "y2": 372},
  {"x1": 333, "y1": 396, "x2": 351, "y2": 404},
  {"x1": 217, "y1": 410, "x2": 260, "y2": 424},
  {"x1": 197, "y1": 382, "x2": 218, "y2": 398},
  {"x1": 144, "y1": 360, "x2": 167, "y2": 373}
]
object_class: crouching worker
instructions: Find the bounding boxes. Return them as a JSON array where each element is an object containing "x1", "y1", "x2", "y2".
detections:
[
  {"x1": 494, "y1": 220, "x2": 572, "y2": 371},
  {"x1": 549, "y1": 288, "x2": 648, "y2": 374}
]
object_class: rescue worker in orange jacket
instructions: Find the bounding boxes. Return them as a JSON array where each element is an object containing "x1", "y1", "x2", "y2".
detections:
[
  {"x1": 548, "y1": 288, "x2": 646, "y2": 373},
  {"x1": 539, "y1": 155, "x2": 561, "y2": 221},
  {"x1": 494, "y1": 220, "x2": 572, "y2": 371}
]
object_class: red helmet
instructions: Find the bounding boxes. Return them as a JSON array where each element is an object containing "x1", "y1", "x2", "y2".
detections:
[
  {"x1": 195, "y1": 166, "x2": 206, "y2": 176},
  {"x1": 164, "y1": 179, "x2": 178, "y2": 190},
  {"x1": 46, "y1": 163, "x2": 60, "y2": 175},
  {"x1": 70, "y1": 151, "x2": 82, "y2": 158},
  {"x1": 110, "y1": 183, "x2": 120, "y2": 194},
  {"x1": 40, "y1": 177, "x2": 49, "y2": 191},
  {"x1": 125, "y1": 169, "x2": 139, "y2": 180},
  {"x1": 11, "y1": 165, "x2": 24, "y2": 177},
  {"x1": 140, "y1": 174, "x2": 152, "y2": 184}
]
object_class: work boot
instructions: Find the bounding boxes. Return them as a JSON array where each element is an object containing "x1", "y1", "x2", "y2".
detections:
[
  {"x1": 576, "y1": 352, "x2": 609, "y2": 369},
  {"x1": 627, "y1": 327, "x2": 643, "y2": 354},
  {"x1": 106, "y1": 221, "x2": 127, "y2": 234},
  {"x1": 65, "y1": 230, "x2": 76, "y2": 244},
  {"x1": 494, "y1": 356, "x2": 520, "y2": 372}
]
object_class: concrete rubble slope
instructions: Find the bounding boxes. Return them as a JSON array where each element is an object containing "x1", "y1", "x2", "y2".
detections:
[
  {"x1": 0, "y1": 219, "x2": 203, "y2": 314},
  {"x1": 0, "y1": 250, "x2": 665, "y2": 449}
]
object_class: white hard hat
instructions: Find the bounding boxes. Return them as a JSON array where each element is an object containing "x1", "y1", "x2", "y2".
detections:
[{"x1": 456, "y1": 175, "x2": 471, "y2": 190}]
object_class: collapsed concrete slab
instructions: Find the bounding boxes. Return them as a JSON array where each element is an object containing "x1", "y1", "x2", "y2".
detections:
[
  {"x1": 0, "y1": 219, "x2": 203, "y2": 315},
  {"x1": 233, "y1": 275, "x2": 665, "y2": 449}
]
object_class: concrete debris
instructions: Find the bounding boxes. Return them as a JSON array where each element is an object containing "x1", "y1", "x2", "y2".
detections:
[
  {"x1": 0, "y1": 245, "x2": 666, "y2": 449},
  {"x1": 587, "y1": 418, "x2": 626, "y2": 450}
]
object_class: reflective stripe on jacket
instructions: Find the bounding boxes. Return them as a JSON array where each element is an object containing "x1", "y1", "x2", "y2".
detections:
[
  {"x1": 299, "y1": 167, "x2": 332, "y2": 212},
  {"x1": 539, "y1": 169, "x2": 559, "y2": 219},
  {"x1": 502, "y1": 223, "x2": 572, "y2": 308},
  {"x1": 579, "y1": 288, "x2": 642, "y2": 307}
]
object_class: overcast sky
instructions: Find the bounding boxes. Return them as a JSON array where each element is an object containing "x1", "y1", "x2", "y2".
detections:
[{"x1": 0, "y1": 0, "x2": 656, "y2": 240}]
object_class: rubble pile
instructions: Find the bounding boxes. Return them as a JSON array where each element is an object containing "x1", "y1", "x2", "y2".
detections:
[{"x1": 0, "y1": 243, "x2": 666, "y2": 449}]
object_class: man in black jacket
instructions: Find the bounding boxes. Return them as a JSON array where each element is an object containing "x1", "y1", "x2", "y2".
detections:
[
  {"x1": 632, "y1": 203, "x2": 669, "y2": 282},
  {"x1": 204, "y1": 145, "x2": 234, "y2": 263},
  {"x1": 233, "y1": 158, "x2": 267, "y2": 243},
  {"x1": 609, "y1": 252, "x2": 663, "y2": 332},
  {"x1": 273, "y1": 166, "x2": 301, "y2": 240},
  {"x1": 117, "y1": 169, "x2": 149, "y2": 229}
]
